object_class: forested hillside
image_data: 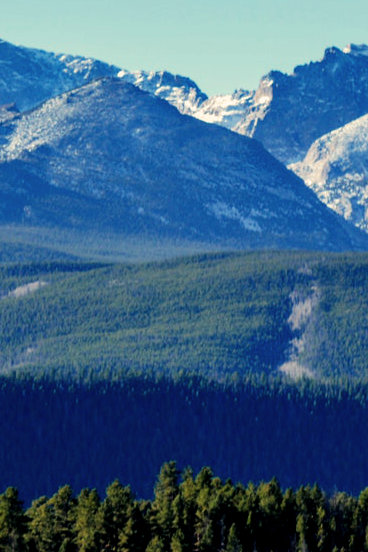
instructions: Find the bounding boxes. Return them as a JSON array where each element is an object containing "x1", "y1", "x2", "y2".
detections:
[
  {"x1": 0, "y1": 240, "x2": 78, "y2": 262},
  {"x1": 0, "y1": 251, "x2": 367, "y2": 379},
  {"x1": 0, "y1": 251, "x2": 367, "y2": 506}
]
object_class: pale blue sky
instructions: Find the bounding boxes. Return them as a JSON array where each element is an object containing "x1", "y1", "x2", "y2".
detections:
[{"x1": 2, "y1": 0, "x2": 368, "y2": 95}]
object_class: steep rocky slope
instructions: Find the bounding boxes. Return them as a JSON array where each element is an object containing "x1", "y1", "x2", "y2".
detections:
[
  {"x1": 0, "y1": 38, "x2": 121, "y2": 111},
  {"x1": 291, "y1": 113, "x2": 368, "y2": 232},
  {"x1": 192, "y1": 44, "x2": 368, "y2": 164}
]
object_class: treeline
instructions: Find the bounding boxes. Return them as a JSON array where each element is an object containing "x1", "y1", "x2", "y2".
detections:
[
  {"x1": 1, "y1": 375, "x2": 368, "y2": 503},
  {"x1": 3, "y1": 461, "x2": 368, "y2": 552}
]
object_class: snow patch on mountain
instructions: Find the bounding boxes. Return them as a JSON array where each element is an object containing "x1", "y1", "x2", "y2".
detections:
[{"x1": 193, "y1": 90, "x2": 254, "y2": 129}]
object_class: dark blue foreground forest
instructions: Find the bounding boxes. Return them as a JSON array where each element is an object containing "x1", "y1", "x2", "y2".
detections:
[{"x1": 1, "y1": 376, "x2": 368, "y2": 503}]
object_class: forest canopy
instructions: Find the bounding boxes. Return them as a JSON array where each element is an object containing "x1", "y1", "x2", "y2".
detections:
[{"x1": 2, "y1": 461, "x2": 368, "y2": 552}]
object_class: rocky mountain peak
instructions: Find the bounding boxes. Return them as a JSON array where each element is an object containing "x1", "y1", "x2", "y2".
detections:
[
  {"x1": 323, "y1": 45, "x2": 344, "y2": 58},
  {"x1": 117, "y1": 68, "x2": 207, "y2": 115},
  {"x1": 180, "y1": 43, "x2": 368, "y2": 165},
  {"x1": 343, "y1": 43, "x2": 368, "y2": 57}
]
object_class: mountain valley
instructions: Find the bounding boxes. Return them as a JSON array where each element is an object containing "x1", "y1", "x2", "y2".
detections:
[{"x1": 0, "y1": 36, "x2": 368, "y2": 515}]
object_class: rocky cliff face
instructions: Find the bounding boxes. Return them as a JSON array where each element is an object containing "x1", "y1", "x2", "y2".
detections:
[
  {"x1": 117, "y1": 44, "x2": 368, "y2": 167},
  {"x1": 247, "y1": 45, "x2": 368, "y2": 164},
  {"x1": 291, "y1": 113, "x2": 368, "y2": 232},
  {"x1": 189, "y1": 44, "x2": 368, "y2": 164}
]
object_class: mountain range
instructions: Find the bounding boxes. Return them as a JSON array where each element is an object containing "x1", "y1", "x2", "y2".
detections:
[
  {"x1": 5, "y1": 38, "x2": 368, "y2": 165},
  {"x1": 192, "y1": 44, "x2": 368, "y2": 164},
  {"x1": 0, "y1": 38, "x2": 368, "y2": 258},
  {"x1": 1, "y1": 37, "x2": 368, "y2": 506},
  {"x1": 121, "y1": 43, "x2": 368, "y2": 234}
]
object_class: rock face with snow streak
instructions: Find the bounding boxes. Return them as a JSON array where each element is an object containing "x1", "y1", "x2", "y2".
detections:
[
  {"x1": 291, "y1": 114, "x2": 368, "y2": 232},
  {"x1": 193, "y1": 89, "x2": 254, "y2": 130},
  {"x1": 0, "y1": 77, "x2": 365, "y2": 252}
]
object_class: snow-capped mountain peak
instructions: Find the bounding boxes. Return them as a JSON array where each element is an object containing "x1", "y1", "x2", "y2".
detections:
[
  {"x1": 0, "y1": 38, "x2": 208, "y2": 118},
  {"x1": 117, "y1": 69, "x2": 207, "y2": 115}
]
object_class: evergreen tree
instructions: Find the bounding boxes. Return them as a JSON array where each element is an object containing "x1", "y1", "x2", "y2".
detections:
[
  {"x1": 0, "y1": 487, "x2": 26, "y2": 552},
  {"x1": 74, "y1": 489, "x2": 102, "y2": 552},
  {"x1": 256, "y1": 478, "x2": 283, "y2": 551},
  {"x1": 170, "y1": 529, "x2": 186, "y2": 552},
  {"x1": 118, "y1": 502, "x2": 148, "y2": 552},
  {"x1": 328, "y1": 491, "x2": 356, "y2": 552},
  {"x1": 50, "y1": 485, "x2": 76, "y2": 552},
  {"x1": 26, "y1": 497, "x2": 56, "y2": 552},
  {"x1": 193, "y1": 472, "x2": 221, "y2": 552},
  {"x1": 349, "y1": 487, "x2": 368, "y2": 552},
  {"x1": 178, "y1": 468, "x2": 197, "y2": 552},
  {"x1": 100, "y1": 480, "x2": 133, "y2": 551},
  {"x1": 243, "y1": 482, "x2": 259, "y2": 551},
  {"x1": 150, "y1": 461, "x2": 180, "y2": 548},
  {"x1": 296, "y1": 512, "x2": 307, "y2": 552},
  {"x1": 145, "y1": 535, "x2": 165, "y2": 552},
  {"x1": 225, "y1": 523, "x2": 242, "y2": 552},
  {"x1": 280, "y1": 488, "x2": 297, "y2": 552}
]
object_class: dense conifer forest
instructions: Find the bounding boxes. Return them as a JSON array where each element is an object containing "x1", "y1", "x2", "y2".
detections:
[
  {"x1": 1, "y1": 375, "x2": 368, "y2": 504},
  {"x1": 3, "y1": 461, "x2": 368, "y2": 551},
  {"x1": 0, "y1": 251, "x2": 367, "y2": 546},
  {"x1": 0, "y1": 251, "x2": 367, "y2": 380}
]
